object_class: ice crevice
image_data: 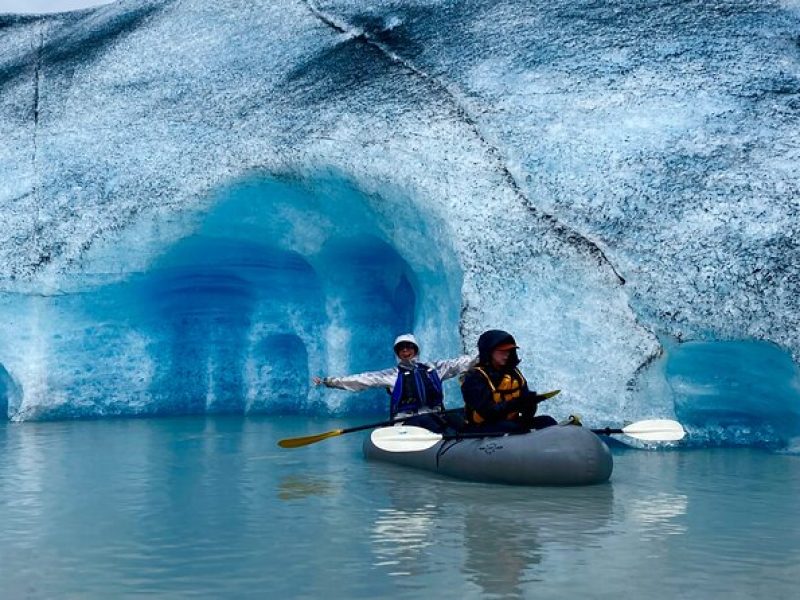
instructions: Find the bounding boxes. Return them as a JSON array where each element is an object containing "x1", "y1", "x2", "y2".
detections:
[
  {"x1": 303, "y1": 0, "x2": 626, "y2": 285},
  {"x1": 31, "y1": 24, "x2": 42, "y2": 212}
]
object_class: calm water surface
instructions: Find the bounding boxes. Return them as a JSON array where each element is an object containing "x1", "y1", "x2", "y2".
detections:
[{"x1": 1, "y1": 416, "x2": 798, "y2": 599}]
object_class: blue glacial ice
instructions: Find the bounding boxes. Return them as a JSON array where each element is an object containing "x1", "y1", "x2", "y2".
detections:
[
  {"x1": 1, "y1": 0, "x2": 799, "y2": 447},
  {"x1": 0, "y1": 175, "x2": 464, "y2": 419}
]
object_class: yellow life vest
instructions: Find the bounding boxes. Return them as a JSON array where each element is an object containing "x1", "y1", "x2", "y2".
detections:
[{"x1": 466, "y1": 366, "x2": 527, "y2": 424}]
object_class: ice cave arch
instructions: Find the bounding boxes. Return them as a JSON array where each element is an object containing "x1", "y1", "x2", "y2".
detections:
[
  {"x1": 2, "y1": 173, "x2": 464, "y2": 420},
  {"x1": 663, "y1": 340, "x2": 800, "y2": 446},
  {"x1": 178, "y1": 174, "x2": 463, "y2": 416},
  {"x1": 137, "y1": 235, "x2": 325, "y2": 415}
]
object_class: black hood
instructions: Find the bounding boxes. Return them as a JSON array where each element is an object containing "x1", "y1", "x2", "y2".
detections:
[{"x1": 477, "y1": 329, "x2": 520, "y2": 369}]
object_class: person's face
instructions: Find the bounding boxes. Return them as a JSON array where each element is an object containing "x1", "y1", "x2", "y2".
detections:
[
  {"x1": 491, "y1": 348, "x2": 511, "y2": 368},
  {"x1": 396, "y1": 343, "x2": 417, "y2": 360}
]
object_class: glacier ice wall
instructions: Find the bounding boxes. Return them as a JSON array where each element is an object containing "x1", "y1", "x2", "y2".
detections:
[{"x1": 1, "y1": 0, "x2": 799, "y2": 445}]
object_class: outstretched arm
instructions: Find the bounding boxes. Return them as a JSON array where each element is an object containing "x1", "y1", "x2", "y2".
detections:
[
  {"x1": 313, "y1": 367, "x2": 398, "y2": 392},
  {"x1": 433, "y1": 354, "x2": 478, "y2": 381}
]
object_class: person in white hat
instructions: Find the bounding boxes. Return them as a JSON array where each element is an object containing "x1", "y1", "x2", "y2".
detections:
[{"x1": 313, "y1": 333, "x2": 476, "y2": 429}]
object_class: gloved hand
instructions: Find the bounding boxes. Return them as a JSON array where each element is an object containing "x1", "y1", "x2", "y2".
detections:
[{"x1": 504, "y1": 396, "x2": 535, "y2": 415}]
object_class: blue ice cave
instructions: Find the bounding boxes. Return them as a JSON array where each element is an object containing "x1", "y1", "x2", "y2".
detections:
[
  {"x1": 0, "y1": 175, "x2": 463, "y2": 420},
  {"x1": 665, "y1": 340, "x2": 800, "y2": 447}
]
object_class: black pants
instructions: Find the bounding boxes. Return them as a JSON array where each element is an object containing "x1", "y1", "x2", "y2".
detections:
[
  {"x1": 396, "y1": 412, "x2": 461, "y2": 434},
  {"x1": 461, "y1": 414, "x2": 558, "y2": 436}
]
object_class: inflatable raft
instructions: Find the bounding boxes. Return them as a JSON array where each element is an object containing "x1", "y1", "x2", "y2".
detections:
[{"x1": 363, "y1": 424, "x2": 613, "y2": 486}]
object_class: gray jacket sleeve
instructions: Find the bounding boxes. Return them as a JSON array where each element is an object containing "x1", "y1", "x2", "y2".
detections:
[
  {"x1": 323, "y1": 367, "x2": 399, "y2": 392},
  {"x1": 432, "y1": 354, "x2": 479, "y2": 381}
]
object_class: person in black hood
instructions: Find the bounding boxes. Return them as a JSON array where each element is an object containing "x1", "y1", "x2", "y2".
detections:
[{"x1": 460, "y1": 329, "x2": 557, "y2": 434}]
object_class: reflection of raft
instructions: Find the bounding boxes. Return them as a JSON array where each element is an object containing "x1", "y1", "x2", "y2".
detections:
[{"x1": 363, "y1": 425, "x2": 613, "y2": 486}]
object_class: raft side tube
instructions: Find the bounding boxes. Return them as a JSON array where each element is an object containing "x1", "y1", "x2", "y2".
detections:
[{"x1": 364, "y1": 425, "x2": 613, "y2": 486}]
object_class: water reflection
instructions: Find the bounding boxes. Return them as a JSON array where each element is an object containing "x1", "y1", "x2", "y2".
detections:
[
  {"x1": 277, "y1": 475, "x2": 336, "y2": 501},
  {"x1": 368, "y1": 468, "x2": 614, "y2": 598},
  {"x1": 629, "y1": 492, "x2": 688, "y2": 540},
  {"x1": 371, "y1": 505, "x2": 437, "y2": 576},
  {"x1": 2, "y1": 419, "x2": 797, "y2": 598},
  {"x1": 463, "y1": 507, "x2": 544, "y2": 597},
  {"x1": 461, "y1": 486, "x2": 614, "y2": 598}
]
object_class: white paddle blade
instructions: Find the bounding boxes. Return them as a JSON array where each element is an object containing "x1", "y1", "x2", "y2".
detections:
[
  {"x1": 370, "y1": 425, "x2": 443, "y2": 452},
  {"x1": 622, "y1": 419, "x2": 686, "y2": 441}
]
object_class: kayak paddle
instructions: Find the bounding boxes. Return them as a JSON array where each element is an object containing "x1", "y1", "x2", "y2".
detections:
[
  {"x1": 370, "y1": 425, "x2": 446, "y2": 452},
  {"x1": 591, "y1": 419, "x2": 686, "y2": 441},
  {"x1": 277, "y1": 389, "x2": 561, "y2": 449},
  {"x1": 370, "y1": 418, "x2": 686, "y2": 453}
]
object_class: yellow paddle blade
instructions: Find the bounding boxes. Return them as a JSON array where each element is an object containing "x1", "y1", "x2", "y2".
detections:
[{"x1": 278, "y1": 429, "x2": 344, "y2": 449}]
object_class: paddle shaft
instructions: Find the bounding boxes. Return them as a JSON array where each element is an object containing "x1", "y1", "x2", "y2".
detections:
[
  {"x1": 277, "y1": 407, "x2": 465, "y2": 448},
  {"x1": 332, "y1": 389, "x2": 557, "y2": 435},
  {"x1": 439, "y1": 426, "x2": 670, "y2": 440},
  {"x1": 591, "y1": 427, "x2": 625, "y2": 435},
  {"x1": 278, "y1": 389, "x2": 561, "y2": 448},
  {"x1": 373, "y1": 417, "x2": 686, "y2": 452},
  {"x1": 339, "y1": 407, "x2": 462, "y2": 436}
]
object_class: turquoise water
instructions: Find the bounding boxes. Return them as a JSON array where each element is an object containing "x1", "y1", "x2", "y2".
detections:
[{"x1": 1, "y1": 416, "x2": 798, "y2": 599}]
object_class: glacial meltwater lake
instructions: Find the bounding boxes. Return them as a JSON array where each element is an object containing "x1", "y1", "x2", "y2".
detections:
[{"x1": 1, "y1": 416, "x2": 798, "y2": 599}]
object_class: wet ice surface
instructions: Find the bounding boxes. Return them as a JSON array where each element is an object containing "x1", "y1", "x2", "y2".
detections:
[{"x1": 0, "y1": 416, "x2": 798, "y2": 599}]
